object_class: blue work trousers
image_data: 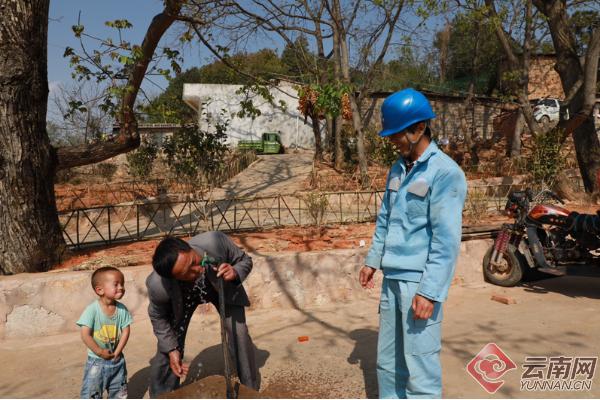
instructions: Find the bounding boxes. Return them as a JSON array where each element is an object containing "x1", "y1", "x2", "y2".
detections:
[{"x1": 377, "y1": 278, "x2": 443, "y2": 398}]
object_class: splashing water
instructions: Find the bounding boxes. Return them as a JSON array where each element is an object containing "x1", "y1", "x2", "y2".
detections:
[
  {"x1": 193, "y1": 361, "x2": 204, "y2": 381},
  {"x1": 193, "y1": 273, "x2": 208, "y2": 303}
]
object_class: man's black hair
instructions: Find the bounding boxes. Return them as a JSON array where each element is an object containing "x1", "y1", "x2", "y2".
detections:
[
  {"x1": 152, "y1": 236, "x2": 192, "y2": 278},
  {"x1": 407, "y1": 120, "x2": 432, "y2": 137},
  {"x1": 424, "y1": 125, "x2": 432, "y2": 137}
]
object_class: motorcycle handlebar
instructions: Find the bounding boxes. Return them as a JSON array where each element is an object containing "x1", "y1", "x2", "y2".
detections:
[{"x1": 538, "y1": 189, "x2": 565, "y2": 204}]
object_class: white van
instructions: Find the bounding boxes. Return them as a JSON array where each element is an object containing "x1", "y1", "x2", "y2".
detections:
[{"x1": 533, "y1": 98, "x2": 561, "y2": 123}]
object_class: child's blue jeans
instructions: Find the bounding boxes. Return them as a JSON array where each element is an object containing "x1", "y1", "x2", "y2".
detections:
[{"x1": 80, "y1": 355, "x2": 128, "y2": 399}]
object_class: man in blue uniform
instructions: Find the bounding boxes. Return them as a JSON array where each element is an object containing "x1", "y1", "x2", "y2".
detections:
[{"x1": 360, "y1": 88, "x2": 467, "y2": 398}]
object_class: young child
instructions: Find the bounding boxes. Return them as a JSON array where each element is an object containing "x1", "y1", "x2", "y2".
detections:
[{"x1": 77, "y1": 266, "x2": 132, "y2": 399}]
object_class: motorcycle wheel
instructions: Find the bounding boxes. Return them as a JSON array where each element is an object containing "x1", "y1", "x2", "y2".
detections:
[{"x1": 483, "y1": 244, "x2": 524, "y2": 287}]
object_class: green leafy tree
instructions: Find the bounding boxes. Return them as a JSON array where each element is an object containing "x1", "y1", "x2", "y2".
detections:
[
  {"x1": 162, "y1": 120, "x2": 229, "y2": 188},
  {"x1": 371, "y1": 46, "x2": 437, "y2": 92},
  {"x1": 281, "y1": 36, "x2": 314, "y2": 82},
  {"x1": 434, "y1": 10, "x2": 503, "y2": 94},
  {"x1": 126, "y1": 140, "x2": 159, "y2": 180},
  {"x1": 140, "y1": 68, "x2": 202, "y2": 124}
]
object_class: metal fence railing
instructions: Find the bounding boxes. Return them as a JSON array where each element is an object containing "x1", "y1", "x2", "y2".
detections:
[
  {"x1": 59, "y1": 169, "x2": 586, "y2": 249},
  {"x1": 59, "y1": 191, "x2": 385, "y2": 249}
]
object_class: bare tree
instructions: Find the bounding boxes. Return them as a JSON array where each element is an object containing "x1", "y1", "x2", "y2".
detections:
[
  {"x1": 532, "y1": 0, "x2": 600, "y2": 193},
  {"x1": 483, "y1": 0, "x2": 542, "y2": 142},
  {"x1": 327, "y1": 0, "x2": 404, "y2": 185},
  {"x1": 180, "y1": 0, "x2": 411, "y2": 185},
  {"x1": 178, "y1": 0, "x2": 332, "y2": 161},
  {"x1": 479, "y1": 0, "x2": 600, "y2": 190},
  {"x1": 49, "y1": 82, "x2": 113, "y2": 146}
]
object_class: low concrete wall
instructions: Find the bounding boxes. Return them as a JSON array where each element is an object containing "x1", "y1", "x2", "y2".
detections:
[{"x1": 0, "y1": 240, "x2": 492, "y2": 339}]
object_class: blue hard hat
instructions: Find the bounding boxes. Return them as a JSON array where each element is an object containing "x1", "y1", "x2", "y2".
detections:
[{"x1": 379, "y1": 88, "x2": 436, "y2": 137}]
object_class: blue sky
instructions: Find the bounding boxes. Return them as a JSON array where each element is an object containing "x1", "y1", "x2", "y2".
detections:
[
  {"x1": 48, "y1": 0, "x2": 203, "y2": 98},
  {"x1": 47, "y1": 1, "x2": 441, "y2": 106}
]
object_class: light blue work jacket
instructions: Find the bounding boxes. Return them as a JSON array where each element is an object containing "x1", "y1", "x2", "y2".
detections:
[{"x1": 365, "y1": 141, "x2": 467, "y2": 302}]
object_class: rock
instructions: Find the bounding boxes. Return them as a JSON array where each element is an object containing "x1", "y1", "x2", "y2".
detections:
[
  {"x1": 491, "y1": 294, "x2": 516, "y2": 305},
  {"x1": 5, "y1": 305, "x2": 66, "y2": 338},
  {"x1": 71, "y1": 256, "x2": 135, "y2": 271}
]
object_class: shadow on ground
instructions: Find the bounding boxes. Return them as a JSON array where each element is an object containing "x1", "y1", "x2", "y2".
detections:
[
  {"x1": 128, "y1": 345, "x2": 269, "y2": 398},
  {"x1": 520, "y1": 263, "x2": 600, "y2": 299},
  {"x1": 348, "y1": 328, "x2": 378, "y2": 399}
]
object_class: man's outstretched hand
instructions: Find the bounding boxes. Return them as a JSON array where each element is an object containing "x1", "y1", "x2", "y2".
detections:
[
  {"x1": 169, "y1": 349, "x2": 189, "y2": 378},
  {"x1": 215, "y1": 263, "x2": 239, "y2": 282},
  {"x1": 359, "y1": 266, "x2": 376, "y2": 289}
]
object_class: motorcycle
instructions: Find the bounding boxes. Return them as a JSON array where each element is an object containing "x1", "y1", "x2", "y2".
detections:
[{"x1": 482, "y1": 188, "x2": 600, "y2": 287}]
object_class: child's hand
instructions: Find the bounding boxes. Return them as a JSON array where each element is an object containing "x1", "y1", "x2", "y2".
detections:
[
  {"x1": 112, "y1": 351, "x2": 122, "y2": 362},
  {"x1": 97, "y1": 349, "x2": 114, "y2": 360}
]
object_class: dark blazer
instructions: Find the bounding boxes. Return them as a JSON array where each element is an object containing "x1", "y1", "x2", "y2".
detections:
[{"x1": 146, "y1": 231, "x2": 253, "y2": 354}]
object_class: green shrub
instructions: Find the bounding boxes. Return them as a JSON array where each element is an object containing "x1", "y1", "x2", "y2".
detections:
[
  {"x1": 95, "y1": 162, "x2": 118, "y2": 180},
  {"x1": 304, "y1": 192, "x2": 329, "y2": 227},
  {"x1": 126, "y1": 140, "x2": 159, "y2": 180},
  {"x1": 366, "y1": 126, "x2": 397, "y2": 167},
  {"x1": 529, "y1": 128, "x2": 566, "y2": 187},
  {"x1": 55, "y1": 168, "x2": 77, "y2": 183},
  {"x1": 162, "y1": 121, "x2": 228, "y2": 188}
]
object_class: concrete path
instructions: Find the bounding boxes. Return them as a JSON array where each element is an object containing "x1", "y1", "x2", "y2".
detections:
[
  {"x1": 2, "y1": 265, "x2": 600, "y2": 398},
  {"x1": 211, "y1": 151, "x2": 314, "y2": 199}
]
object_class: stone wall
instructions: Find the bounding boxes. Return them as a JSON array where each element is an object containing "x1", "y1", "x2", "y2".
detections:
[
  {"x1": 0, "y1": 240, "x2": 492, "y2": 339},
  {"x1": 528, "y1": 56, "x2": 565, "y2": 100},
  {"x1": 364, "y1": 92, "x2": 514, "y2": 141}
]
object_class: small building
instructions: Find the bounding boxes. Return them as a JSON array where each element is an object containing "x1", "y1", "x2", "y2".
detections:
[{"x1": 182, "y1": 82, "x2": 320, "y2": 149}]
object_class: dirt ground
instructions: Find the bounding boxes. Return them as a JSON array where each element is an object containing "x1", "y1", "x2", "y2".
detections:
[{"x1": 1, "y1": 264, "x2": 599, "y2": 398}]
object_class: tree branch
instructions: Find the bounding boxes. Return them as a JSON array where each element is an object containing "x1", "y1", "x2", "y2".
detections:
[
  {"x1": 55, "y1": 0, "x2": 182, "y2": 170},
  {"x1": 484, "y1": 0, "x2": 519, "y2": 68},
  {"x1": 559, "y1": 26, "x2": 600, "y2": 139}
]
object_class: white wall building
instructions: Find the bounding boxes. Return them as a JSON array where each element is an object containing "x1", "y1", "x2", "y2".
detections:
[{"x1": 182, "y1": 82, "x2": 321, "y2": 149}]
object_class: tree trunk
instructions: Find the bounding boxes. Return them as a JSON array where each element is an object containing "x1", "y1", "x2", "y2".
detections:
[
  {"x1": 334, "y1": 116, "x2": 343, "y2": 170},
  {"x1": 0, "y1": 0, "x2": 66, "y2": 274},
  {"x1": 0, "y1": 1, "x2": 180, "y2": 274},
  {"x1": 333, "y1": 0, "x2": 368, "y2": 186},
  {"x1": 348, "y1": 93, "x2": 369, "y2": 186},
  {"x1": 332, "y1": 24, "x2": 344, "y2": 171},
  {"x1": 311, "y1": 115, "x2": 323, "y2": 161},
  {"x1": 459, "y1": 86, "x2": 474, "y2": 153},
  {"x1": 573, "y1": 119, "x2": 600, "y2": 192},
  {"x1": 325, "y1": 116, "x2": 334, "y2": 154},
  {"x1": 486, "y1": 0, "x2": 541, "y2": 137},
  {"x1": 510, "y1": 109, "x2": 524, "y2": 157}
]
